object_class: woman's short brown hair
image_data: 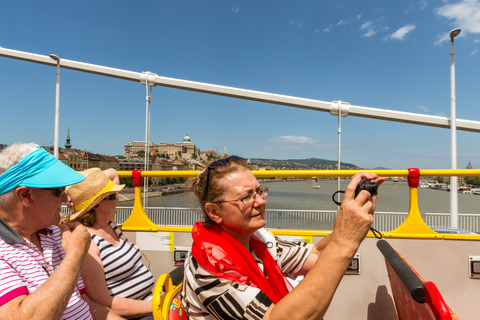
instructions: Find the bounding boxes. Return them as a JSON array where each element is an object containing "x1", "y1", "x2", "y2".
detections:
[
  {"x1": 66, "y1": 208, "x2": 97, "y2": 227},
  {"x1": 188, "y1": 156, "x2": 250, "y2": 223}
]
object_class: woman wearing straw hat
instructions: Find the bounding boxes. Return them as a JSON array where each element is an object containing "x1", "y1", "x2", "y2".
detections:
[{"x1": 65, "y1": 168, "x2": 154, "y2": 320}]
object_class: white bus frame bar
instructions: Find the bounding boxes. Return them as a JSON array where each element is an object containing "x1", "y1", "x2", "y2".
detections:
[{"x1": 2, "y1": 46, "x2": 480, "y2": 132}]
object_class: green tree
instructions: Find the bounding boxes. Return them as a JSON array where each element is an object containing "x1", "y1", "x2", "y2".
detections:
[
  {"x1": 119, "y1": 177, "x2": 134, "y2": 188},
  {"x1": 465, "y1": 177, "x2": 480, "y2": 186},
  {"x1": 136, "y1": 150, "x2": 145, "y2": 158},
  {"x1": 434, "y1": 176, "x2": 444, "y2": 184},
  {"x1": 178, "y1": 177, "x2": 187, "y2": 184}
]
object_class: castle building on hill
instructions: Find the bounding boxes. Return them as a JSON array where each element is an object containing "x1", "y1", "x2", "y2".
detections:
[{"x1": 124, "y1": 134, "x2": 201, "y2": 160}]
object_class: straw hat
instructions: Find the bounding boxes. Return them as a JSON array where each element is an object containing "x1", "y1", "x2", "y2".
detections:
[{"x1": 66, "y1": 168, "x2": 124, "y2": 221}]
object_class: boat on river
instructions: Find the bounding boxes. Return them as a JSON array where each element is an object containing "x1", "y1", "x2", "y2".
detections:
[
  {"x1": 311, "y1": 183, "x2": 321, "y2": 189},
  {"x1": 1, "y1": 47, "x2": 480, "y2": 319},
  {"x1": 419, "y1": 181, "x2": 430, "y2": 188},
  {"x1": 458, "y1": 186, "x2": 472, "y2": 194}
]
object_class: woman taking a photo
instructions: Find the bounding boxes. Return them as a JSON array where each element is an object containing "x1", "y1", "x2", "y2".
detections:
[{"x1": 183, "y1": 156, "x2": 384, "y2": 320}]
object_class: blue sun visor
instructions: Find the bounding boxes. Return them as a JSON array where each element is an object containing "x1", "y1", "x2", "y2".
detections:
[{"x1": 0, "y1": 148, "x2": 85, "y2": 194}]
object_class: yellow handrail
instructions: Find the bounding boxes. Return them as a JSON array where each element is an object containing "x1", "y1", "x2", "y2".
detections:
[
  {"x1": 120, "y1": 183, "x2": 159, "y2": 231},
  {"x1": 118, "y1": 168, "x2": 480, "y2": 178},
  {"x1": 117, "y1": 169, "x2": 480, "y2": 239},
  {"x1": 382, "y1": 187, "x2": 441, "y2": 239}
]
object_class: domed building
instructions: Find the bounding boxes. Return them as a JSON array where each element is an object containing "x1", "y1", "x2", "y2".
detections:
[
  {"x1": 176, "y1": 134, "x2": 200, "y2": 160},
  {"x1": 458, "y1": 162, "x2": 474, "y2": 185},
  {"x1": 125, "y1": 134, "x2": 200, "y2": 160}
]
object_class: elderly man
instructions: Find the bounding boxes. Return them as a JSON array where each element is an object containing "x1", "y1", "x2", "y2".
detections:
[{"x1": 0, "y1": 143, "x2": 124, "y2": 320}]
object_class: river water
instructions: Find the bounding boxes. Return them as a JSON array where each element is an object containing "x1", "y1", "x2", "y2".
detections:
[{"x1": 121, "y1": 180, "x2": 480, "y2": 214}]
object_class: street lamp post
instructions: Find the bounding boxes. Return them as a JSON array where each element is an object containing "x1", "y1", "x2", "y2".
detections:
[
  {"x1": 337, "y1": 101, "x2": 342, "y2": 208},
  {"x1": 49, "y1": 54, "x2": 60, "y2": 159},
  {"x1": 449, "y1": 28, "x2": 461, "y2": 228}
]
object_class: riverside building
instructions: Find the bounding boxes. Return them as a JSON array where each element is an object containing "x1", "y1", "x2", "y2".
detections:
[{"x1": 124, "y1": 134, "x2": 201, "y2": 160}]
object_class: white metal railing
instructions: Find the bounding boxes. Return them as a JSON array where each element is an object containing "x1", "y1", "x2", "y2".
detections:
[{"x1": 61, "y1": 206, "x2": 480, "y2": 233}]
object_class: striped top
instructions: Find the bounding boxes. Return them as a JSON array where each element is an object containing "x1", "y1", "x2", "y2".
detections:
[
  {"x1": 0, "y1": 226, "x2": 92, "y2": 320},
  {"x1": 90, "y1": 222, "x2": 154, "y2": 300},
  {"x1": 182, "y1": 228, "x2": 312, "y2": 320}
]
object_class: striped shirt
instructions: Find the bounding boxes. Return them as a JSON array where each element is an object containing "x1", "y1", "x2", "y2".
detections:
[
  {"x1": 0, "y1": 226, "x2": 92, "y2": 320},
  {"x1": 90, "y1": 222, "x2": 154, "y2": 300},
  {"x1": 182, "y1": 228, "x2": 312, "y2": 320}
]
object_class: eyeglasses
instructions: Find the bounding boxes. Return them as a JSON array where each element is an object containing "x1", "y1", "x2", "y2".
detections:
[
  {"x1": 44, "y1": 187, "x2": 66, "y2": 197},
  {"x1": 213, "y1": 187, "x2": 268, "y2": 205},
  {"x1": 204, "y1": 156, "x2": 247, "y2": 202},
  {"x1": 104, "y1": 193, "x2": 117, "y2": 201}
]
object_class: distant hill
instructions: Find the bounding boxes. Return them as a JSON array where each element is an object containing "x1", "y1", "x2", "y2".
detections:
[
  {"x1": 249, "y1": 157, "x2": 359, "y2": 169},
  {"x1": 285, "y1": 158, "x2": 358, "y2": 167}
]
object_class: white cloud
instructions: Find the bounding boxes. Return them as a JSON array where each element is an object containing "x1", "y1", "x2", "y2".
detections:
[
  {"x1": 336, "y1": 15, "x2": 362, "y2": 27},
  {"x1": 232, "y1": 7, "x2": 241, "y2": 14},
  {"x1": 434, "y1": 33, "x2": 451, "y2": 45},
  {"x1": 361, "y1": 21, "x2": 376, "y2": 37},
  {"x1": 420, "y1": 0, "x2": 429, "y2": 11},
  {"x1": 358, "y1": 17, "x2": 386, "y2": 37},
  {"x1": 269, "y1": 136, "x2": 318, "y2": 144},
  {"x1": 361, "y1": 21, "x2": 373, "y2": 30},
  {"x1": 363, "y1": 29, "x2": 377, "y2": 37},
  {"x1": 435, "y1": 0, "x2": 480, "y2": 44},
  {"x1": 472, "y1": 49, "x2": 478, "y2": 54},
  {"x1": 267, "y1": 135, "x2": 335, "y2": 150},
  {"x1": 360, "y1": 20, "x2": 378, "y2": 37},
  {"x1": 385, "y1": 24, "x2": 416, "y2": 40},
  {"x1": 328, "y1": 15, "x2": 390, "y2": 38},
  {"x1": 417, "y1": 105, "x2": 431, "y2": 113}
]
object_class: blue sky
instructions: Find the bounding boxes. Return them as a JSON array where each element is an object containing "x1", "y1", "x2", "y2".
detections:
[{"x1": 1, "y1": 0, "x2": 480, "y2": 169}]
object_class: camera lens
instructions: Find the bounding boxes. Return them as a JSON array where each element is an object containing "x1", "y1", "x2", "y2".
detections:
[{"x1": 354, "y1": 178, "x2": 378, "y2": 198}]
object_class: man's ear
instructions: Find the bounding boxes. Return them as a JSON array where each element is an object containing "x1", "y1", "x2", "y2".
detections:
[
  {"x1": 205, "y1": 202, "x2": 222, "y2": 224},
  {"x1": 15, "y1": 187, "x2": 32, "y2": 206}
]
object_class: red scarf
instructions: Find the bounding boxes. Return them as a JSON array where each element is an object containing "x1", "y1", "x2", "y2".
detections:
[{"x1": 191, "y1": 222, "x2": 292, "y2": 304}]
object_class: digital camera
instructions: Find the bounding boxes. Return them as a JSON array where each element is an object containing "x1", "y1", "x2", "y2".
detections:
[{"x1": 354, "y1": 178, "x2": 378, "y2": 198}]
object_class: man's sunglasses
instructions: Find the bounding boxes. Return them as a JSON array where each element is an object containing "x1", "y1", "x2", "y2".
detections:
[
  {"x1": 44, "y1": 187, "x2": 66, "y2": 197},
  {"x1": 104, "y1": 193, "x2": 117, "y2": 201}
]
